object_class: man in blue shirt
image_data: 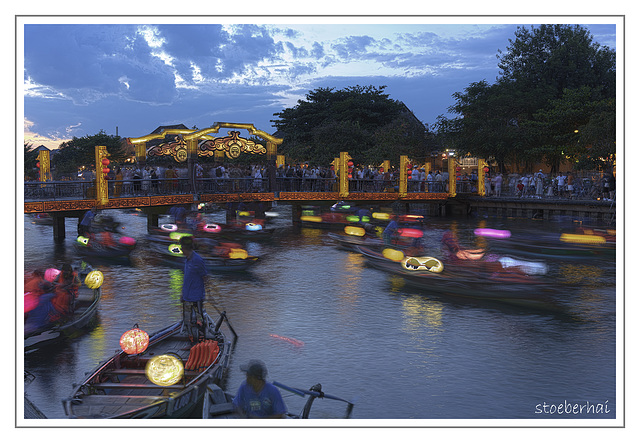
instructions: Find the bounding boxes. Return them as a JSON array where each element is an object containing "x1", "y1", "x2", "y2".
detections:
[
  {"x1": 232, "y1": 360, "x2": 287, "y2": 418},
  {"x1": 180, "y1": 236, "x2": 207, "y2": 340}
]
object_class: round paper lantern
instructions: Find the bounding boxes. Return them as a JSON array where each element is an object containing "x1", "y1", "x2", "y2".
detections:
[
  {"x1": 382, "y1": 248, "x2": 405, "y2": 262},
  {"x1": 101, "y1": 158, "x2": 110, "y2": 166},
  {"x1": 36, "y1": 162, "x2": 41, "y2": 168},
  {"x1": 398, "y1": 228, "x2": 423, "y2": 238},
  {"x1": 145, "y1": 354, "x2": 184, "y2": 386},
  {"x1": 160, "y1": 223, "x2": 178, "y2": 232},
  {"x1": 474, "y1": 228, "x2": 511, "y2": 239},
  {"x1": 169, "y1": 232, "x2": 192, "y2": 240},
  {"x1": 168, "y1": 244, "x2": 183, "y2": 255},
  {"x1": 102, "y1": 168, "x2": 110, "y2": 174},
  {"x1": 345, "y1": 226, "x2": 365, "y2": 237},
  {"x1": 44, "y1": 268, "x2": 61, "y2": 282},
  {"x1": 483, "y1": 167, "x2": 489, "y2": 173},
  {"x1": 119, "y1": 236, "x2": 137, "y2": 246},
  {"x1": 203, "y1": 223, "x2": 221, "y2": 233},
  {"x1": 84, "y1": 270, "x2": 104, "y2": 289},
  {"x1": 120, "y1": 326, "x2": 149, "y2": 355},
  {"x1": 245, "y1": 223, "x2": 262, "y2": 231},
  {"x1": 77, "y1": 235, "x2": 90, "y2": 245},
  {"x1": 228, "y1": 248, "x2": 248, "y2": 259}
]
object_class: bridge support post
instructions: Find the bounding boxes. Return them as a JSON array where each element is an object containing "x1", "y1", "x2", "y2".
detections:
[
  {"x1": 52, "y1": 215, "x2": 66, "y2": 242},
  {"x1": 147, "y1": 213, "x2": 159, "y2": 232}
]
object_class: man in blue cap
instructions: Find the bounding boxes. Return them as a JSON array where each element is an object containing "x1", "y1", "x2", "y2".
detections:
[{"x1": 232, "y1": 360, "x2": 287, "y2": 418}]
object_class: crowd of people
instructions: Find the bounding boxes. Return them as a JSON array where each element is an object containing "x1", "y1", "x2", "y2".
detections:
[{"x1": 27, "y1": 159, "x2": 616, "y2": 202}]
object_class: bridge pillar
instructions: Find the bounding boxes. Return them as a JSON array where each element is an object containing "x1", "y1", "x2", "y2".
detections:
[
  {"x1": 147, "y1": 213, "x2": 159, "y2": 231},
  {"x1": 52, "y1": 215, "x2": 66, "y2": 242}
]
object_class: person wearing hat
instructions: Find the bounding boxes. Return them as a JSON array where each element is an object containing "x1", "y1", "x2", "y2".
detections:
[{"x1": 232, "y1": 360, "x2": 287, "y2": 418}]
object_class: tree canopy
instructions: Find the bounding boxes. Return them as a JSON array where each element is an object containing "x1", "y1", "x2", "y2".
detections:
[
  {"x1": 53, "y1": 130, "x2": 127, "y2": 176},
  {"x1": 272, "y1": 85, "x2": 434, "y2": 166},
  {"x1": 436, "y1": 24, "x2": 616, "y2": 173}
]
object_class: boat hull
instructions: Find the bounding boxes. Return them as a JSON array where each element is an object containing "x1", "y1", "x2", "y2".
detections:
[{"x1": 63, "y1": 312, "x2": 234, "y2": 419}]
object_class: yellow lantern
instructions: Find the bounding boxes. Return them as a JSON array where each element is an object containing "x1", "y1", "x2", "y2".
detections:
[
  {"x1": 168, "y1": 244, "x2": 183, "y2": 256},
  {"x1": 382, "y1": 248, "x2": 405, "y2": 262},
  {"x1": 344, "y1": 226, "x2": 365, "y2": 237},
  {"x1": 145, "y1": 354, "x2": 184, "y2": 386},
  {"x1": 84, "y1": 270, "x2": 104, "y2": 289},
  {"x1": 120, "y1": 325, "x2": 150, "y2": 355},
  {"x1": 228, "y1": 248, "x2": 248, "y2": 259}
]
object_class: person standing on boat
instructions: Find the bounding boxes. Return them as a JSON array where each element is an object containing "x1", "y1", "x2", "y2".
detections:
[
  {"x1": 180, "y1": 236, "x2": 208, "y2": 340},
  {"x1": 78, "y1": 207, "x2": 96, "y2": 236},
  {"x1": 232, "y1": 360, "x2": 287, "y2": 419},
  {"x1": 383, "y1": 216, "x2": 398, "y2": 245}
]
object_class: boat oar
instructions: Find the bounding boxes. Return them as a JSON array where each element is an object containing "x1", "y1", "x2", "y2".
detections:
[
  {"x1": 273, "y1": 381, "x2": 355, "y2": 418},
  {"x1": 207, "y1": 298, "x2": 238, "y2": 340}
]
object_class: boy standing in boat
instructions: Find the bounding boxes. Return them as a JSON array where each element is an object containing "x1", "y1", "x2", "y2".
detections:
[{"x1": 180, "y1": 236, "x2": 208, "y2": 340}]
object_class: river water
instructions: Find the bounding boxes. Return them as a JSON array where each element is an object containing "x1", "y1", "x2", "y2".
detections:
[{"x1": 20, "y1": 205, "x2": 619, "y2": 424}]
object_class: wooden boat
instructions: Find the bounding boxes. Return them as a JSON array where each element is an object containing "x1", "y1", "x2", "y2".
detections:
[
  {"x1": 202, "y1": 381, "x2": 354, "y2": 419},
  {"x1": 62, "y1": 310, "x2": 236, "y2": 419},
  {"x1": 74, "y1": 233, "x2": 137, "y2": 259},
  {"x1": 492, "y1": 231, "x2": 616, "y2": 259},
  {"x1": 354, "y1": 245, "x2": 562, "y2": 310},
  {"x1": 149, "y1": 241, "x2": 259, "y2": 272},
  {"x1": 24, "y1": 282, "x2": 102, "y2": 352}
]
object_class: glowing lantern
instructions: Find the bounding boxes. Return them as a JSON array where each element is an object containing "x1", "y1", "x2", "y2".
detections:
[
  {"x1": 300, "y1": 215, "x2": 322, "y2": 223},
  {"x1": 347, "y1": 161, "x2": 354, "y2": 167},
  {"x1": 77, "y1": 235, "x2": 90, "y2": 245},
  {"x1": 119, "y1": 236, "x2": 136, "y2": 246},
  {"x1": 36, "y1": 162, "x2": 40, "y2": 169},
  {"x1": 245, "y1": 223, "x2": 262, "y2": 231},
  {"x1": 398, "y1": 228, "x2": 423, "y2": 238},
  {"x1": 44, "y1": 268, "x2": 61, "y2": 282},
  {"x1": 169, "y1": 231, "x2": 192, "y2": 240},
  {"x1": 483, "y1": 167, "x2": 489, "y2": 173},
  {"x1": 228, "y1": 248, "x2": 248, "y2": 259},
  {"x1": 372, "y1": 212, "x2": 390, "y2": 220},
  {"x1": 102, "y1": 168, "x2": 110, "y2": 174},
  {"x1": 237, "y1": 211, "x2": 252, "y2": 217},
  {"x1": 120, "y1": 325, "x2": 150, "y2": 355},
  {"x1": 84, "y1": 270, "x2": 104, "y2": 289},
  {"x1": 168, "y1": 244, "x2": 183, "y2": 255},
  {"x1": 160, "y1": 224, "x2": 178, "y2": 232},
  {"x1": 345, "y1": 226, "x2": 365, "y2": 237},
  {"x1": 202, "y1": 223, "x2": 221, "y2": 233},
  {"x1": 382, "y1": 248, "x2": 405, "y2": 262},
  {"x1": 559, "y1": 233, "x2": 606, "y2": 245},
  {"x1": 101, "y1": 158, "x2": 110, "y2": 166},
  {"x1": 145, "y1": 354, "x2": 184, "y2": 386},
  {"x1": 474, "y1": 228, "x2": 511, "y2": 239}
]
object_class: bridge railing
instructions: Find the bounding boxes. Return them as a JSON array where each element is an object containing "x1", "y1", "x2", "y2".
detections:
[{"x1": 25, "y1": 176, "x2": 449, "y2": 202}]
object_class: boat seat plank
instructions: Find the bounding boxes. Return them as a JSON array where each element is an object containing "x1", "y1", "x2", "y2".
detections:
[
  {"x1": 77, "y1": 395, "x2": 168, "y2": 405},
  {"x1": 91, "y1": 382, "x2": 183, "y2": 390},
  {"x1": 105, "y1": 368, "x2": 202, "y2": 376}
]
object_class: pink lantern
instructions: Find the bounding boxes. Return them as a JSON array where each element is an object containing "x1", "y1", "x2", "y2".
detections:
[
  {"x1": 120, "y1": 325, "x2": 150, "y2": 355},
  {"x1": 44, "y1": 268, "x2": 61, "y2": 282}
]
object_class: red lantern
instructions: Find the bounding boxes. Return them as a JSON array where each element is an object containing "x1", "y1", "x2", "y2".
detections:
[
  {"x1": 103, "y1": 167, "x2": 110, "y2": 174},
  {"x1": 456, "y1": 167, "x2": 461, "y2": 172},
  {"x1": 120, "y1": 325, "x2": 149, "y2": 355},
  {"x1": 347, "y1": 161, "x2": 353, "y2": 167},
  {"x1": 102, "y1": 158, "x2": 110, "y2": 166},
  {"x1": 483, "y1": 167, "x2": 489, "y2": 173},
  {"x1": 36, "y1": 162, "x2": 40, "y2": 168}
]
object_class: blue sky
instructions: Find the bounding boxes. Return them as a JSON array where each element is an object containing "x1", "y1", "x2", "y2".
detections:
[{"x1": 20, "y1": 17, "x2": 619, "y2": 150}]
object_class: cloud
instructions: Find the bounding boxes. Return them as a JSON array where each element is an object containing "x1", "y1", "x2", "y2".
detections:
[{"x1": 22, "y1": 20, "x2": 618, "y2": 143}]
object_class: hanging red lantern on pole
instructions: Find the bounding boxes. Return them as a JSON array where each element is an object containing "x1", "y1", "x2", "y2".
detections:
[
  {"x1": 483, "y1": 166, "x2": 489, "y2": 173},
  {"x1": 36, "y1": 162, "x2": 40, "y2": 169},
  {"x1": 101, "y1": 158, "x2": 110, "y2": 166}
]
